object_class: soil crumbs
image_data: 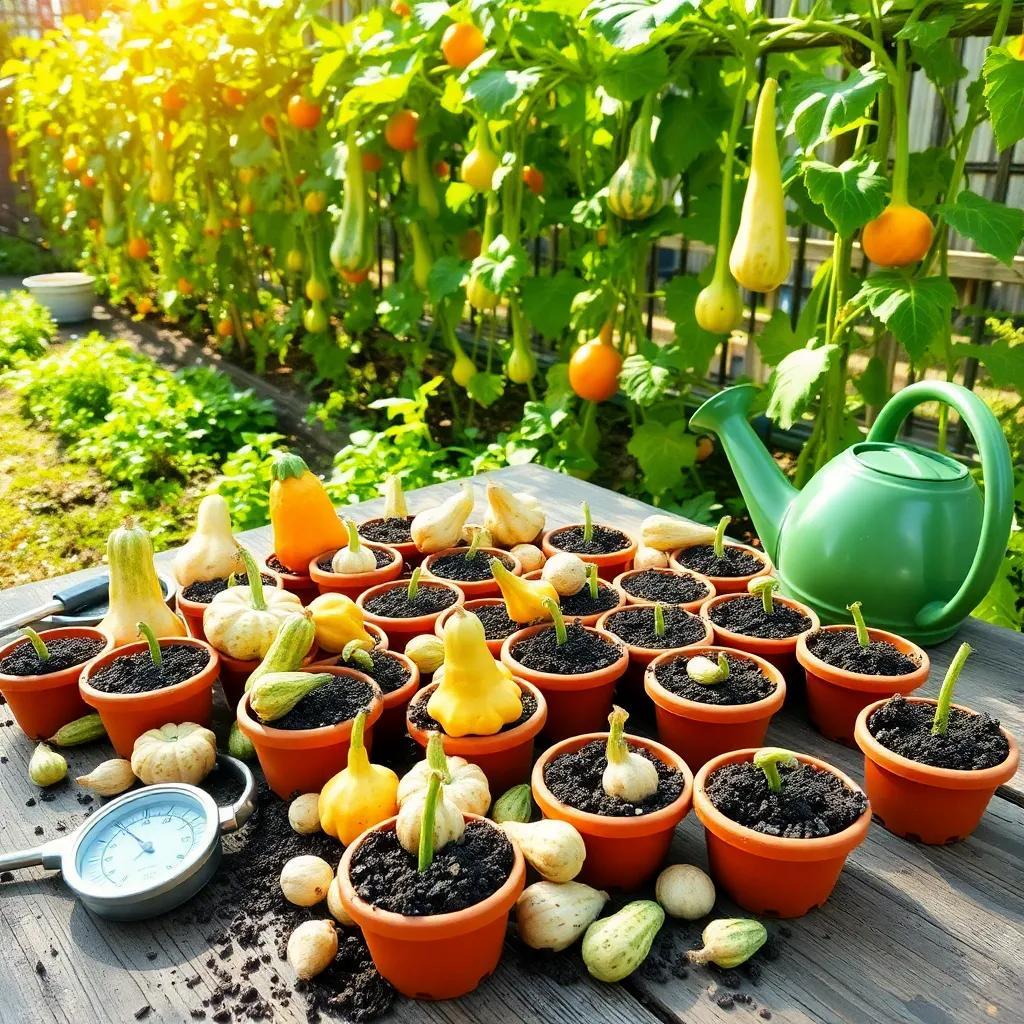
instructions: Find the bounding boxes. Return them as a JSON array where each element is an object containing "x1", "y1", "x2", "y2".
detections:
[
  {"x1": 558, "y1": 583, "x2": 620, "y2": 617},
  {"x1": 622, "y1": 569, "x2": 711, "y2": 605},
  {"x1": 359, "y1": 516, "x2": 414, "y2": 545},
  {"x1": 806, "y1": 629, "x2": 919, "y2": 676},
  {"x1": 181, "y1": 573, "x2": 276, "y2": 605},
  {"x1": 264, "y1": 675, "x2": 377, "y2": 730},
  {"x1": 654, "y1": 653, "x2": 776, "y2": 705},
  {"x1": 408, "y1": 682, "x2": 538, "y2": 734},
  {"x1": 428, "y1": 550, "x2": 512, "y2": 582},
  {"x1": 550, "y1": 524, "x2": 630, "y2": 556},
  {"x1": 709, "y1": 596, "x2": 812, "y2": 639},
  {"x1": 88, "y1": 645, "x2": 210, "y2": 695},
  {"x1": 676, "y1": 544, "x2": 765, "y2": 578},
  {"x1": 362, "y1": 584, "x2": 457, "y2": 619},
  {"x1": 603, "y1": 605, "x2": 707, "y2": 650},
  {"x1": 510, "y1": 623, "x2": 624, "y2": 674},
  {"x1": 0, "y1": 636, "x2": 105, "y2": 676},
  {"x1": 473, "y1": 603, "x2": 544, "y2": 640}
]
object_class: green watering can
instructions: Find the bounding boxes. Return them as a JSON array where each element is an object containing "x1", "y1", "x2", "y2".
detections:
[{"x1": 689, "y1": 381, "x2": 1014, "y2": 646}]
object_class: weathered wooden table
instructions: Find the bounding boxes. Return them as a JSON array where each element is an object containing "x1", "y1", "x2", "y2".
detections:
[{"x1": 1, "y1": 465, "x2": 1021, "y2": 1024}]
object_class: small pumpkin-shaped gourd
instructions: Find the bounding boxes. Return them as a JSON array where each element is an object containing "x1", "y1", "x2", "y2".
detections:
[
  {"x1": 492, "y1": 557, "x2": 558, "y2": 623},
  {"x1": 307, "y1": 593, "x2": 373, "y2": 654},
  {"x1": 173, "y1": 494, "x2": 242, "y2": 587},
  {"x1": 395, "y1": 734, "x2": 465, "y2": 858},
  {"x1": 397, "y1": 753, "x2": 490, "y2": 816},
  {"x1": 270, "y1": 454, "x2": 348, "y2": 574},
  {"x1": 131, "y1": 723, "x2": 217, "y2": 785},
  {"x1": 410, "y1": 482, "x2": 475, "y2": 554},
  {"x1": 204, "y1": 548, "x2": 303, "y2": 661},
  {"x1": 607, "y1": 95, "x2": 663, "y2": 222},
  {"x1": 483, "y1": 481, "x2": 545, "y2": 547}
]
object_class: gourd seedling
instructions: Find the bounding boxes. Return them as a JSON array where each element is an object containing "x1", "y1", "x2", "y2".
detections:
[
  {"x1": 846, "y1": 601, "x2": 870, "y2": 647},
  {"x1": 137, "y1": 620, "x2": 163, "y2": 668},
  {"x1": 713, "y1": 515, "x2": 731, "y2": 560},
  {"x1": 332, "y1": 519, "x2": 377, "y2": 574},
  {"x1": 464, "y1": 527, "x2": 484, "y2": 561},
  {"x1": 586, "y1": 563, "x2": 599, "y2": 601},
  {"x1": 581, "y1": 501, "x2": 593, "y2": 545},
  {"x1": 541, "y1": 598, "x2": 570, "y2": 646},
  {"x1": 239, "y1": 546, "x2": 268, "y2": 610},
  {"x1": 603, "y1": 705, "x2": 658, "y2": 802},
  {"x1": 417, "y1": 733, "x2": 453, "y2": 872},
  {"x1": 753, "y1": 747, "x2": 798, "y2": 794},
  {"x1": 748, "y1": 577, "x2": 779, "y2": 615},
  {"x1": 687, "y1": 653, "x2": 730, "y2": 685},
  {"x1": 341, "y1": 638, "x2": 375, "y2": 673},
  {"x1": 407, "y1": 566, "x2": 422, "y2": 602},
  {"x1": 21, "y1": 627, "x2": 50, "y2": 663},
  {"x1": 931, "y1": 642, "x2": 973, "y2": 737}
]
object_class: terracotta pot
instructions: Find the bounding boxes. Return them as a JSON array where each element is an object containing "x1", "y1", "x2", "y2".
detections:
[
  {"x1": 670, "y1": 541, "x2": 772, "y2": 594},
  {"x1": 357, "y1": 579, "x2": 465, "y2": 652},
  {"x1": 406, "y1": 678, "x2": 547, "y2": 793},
  {"x1": 308, "y1": 544, "x2": 404, "y2": 599},
  {"x1": 359, "y1": 515, "x2": 421, "y2": 567},
  {"x1": 421, "y1": 546, "x2": 521, "y2": 600},
  {"x1": 500, "y1": 624, "x2": 628, "y2": 740},
  {"x1": 216, "y1": 641, "x2": 321, "y2": 708},
  {"x1": 0, "y1": 627, "x2": 110, "y2": 740},
  {"x1": 644, "y1": 647, "x2": 786, "y2": 770},
  {"x1": 797, "y1": 626, "x2": 929, "y2": 745},
  {"x1": 236, "y1": 665, "x2": 383, "y2": 798},
  {"x1": 693, "y1": 748, "x2": 870, "y2": 917},
  {"x1": 597, "y1": 606, "x2": 712, "y2": 690},
  {"x1": 701, "y1": 593, "x2": 819, "y2": 676},
  {"x1": 80, "y1": 637, "x2": 219, "y2": 758},
  {"x1": 337, "y1": 814, "x2": 525, "y2": 1000},
  {"x1": 532, "y1": 732, "x2": 693, "y2": 890},
  {"x1": 316, "y1": 622, "x2": 389, "y2": 656},
  {"x1": 434, "y1": 599, "x2": 504, "y2": 657},
  {"x1": 541, "y1": 524, "x2": 637, "y2": 581},
  {"x1": 613, "y1": 567, "x2": 716, "y2": 613},
  {"x1": 854, "y1": 697, "x2": 1019, "y2": 844},
  {"x1": 264, "y1": 553, "x2": 319, "y2": 605},
  {"x1": 176, "y1": 569, "x2": 283, "y2": 642},
  {"x1": 523, "y1": 570, "x2": 627, "y2": 627}
]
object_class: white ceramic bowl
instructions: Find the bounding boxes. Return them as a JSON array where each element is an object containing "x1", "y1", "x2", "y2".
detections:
[{"x1": 22, "y1": 272, "x2": 96, "y2": 324}]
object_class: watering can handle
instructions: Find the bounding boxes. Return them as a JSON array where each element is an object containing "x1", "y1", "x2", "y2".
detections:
[{"x1": 867, "y1": 381, "x2": 1013, "y2": 633}]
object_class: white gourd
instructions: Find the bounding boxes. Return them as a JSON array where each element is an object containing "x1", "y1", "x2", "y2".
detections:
[{"x1": 174, "y1": 495, "x2": 242, "y2": 587}]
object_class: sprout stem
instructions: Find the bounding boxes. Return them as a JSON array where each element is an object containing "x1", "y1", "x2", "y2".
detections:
[
  {"x1": 137, "y1": 621, "x2": 162, "y2": 668},
  {"x1": 932, "y1": 642, "x2": 972, "y2": 736},
  {"x1": 407, "y1": 566, "x2": 421, "y2": 602},
  {"x1": 344, "y1": 517, "x2": 363, "y2": 554},
  {"x1": 342, "y1": 638, "x2": 375, "y2": 672},
  {"x1": 417, "y1": 772, "x2": 442, "y2": 873},
  {"x1": 586, "y1": 562, "x2": 598, "y2": 600},
  {"x1": 753, "y1": 748, "x2": 798, "y2": 793},
  {"x1": 238, "y1": 547, "x2": 266, "y2": 611},
  {"x1": 847, "y1": 601, "x2": 869, "y2": 648},
  {"x1": 425, "y1": 730, "x2": 452, "y2": 784},
  {"x1": 654, "y1": 602, "x2": 666, "y2": 637},
  {"x1": 465, "y1": 527, "x2": 482, "y2": 561},
  {"x1": 582, "y1": 501, "x2": 593, "y2": 544},
  {"x1": 713, "y1": 515, "x2": 731, "y2": 560},
  {"x1": 21, "y1": 627, "x2": 49, "y2": 662},
  {"x1": 605, "y1": 705, "x2": 630, "y2": 766},
  {"x1": 542, "y1": 597, "x2": 568, "y2": 645},
  {"x1": 749, "y1": 577, "x2": 778, "y2": 615}
]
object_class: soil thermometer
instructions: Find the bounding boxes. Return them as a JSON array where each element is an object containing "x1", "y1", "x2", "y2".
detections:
[{"x1": 0, "y1": 755, "x2": 255, "y2": 920}]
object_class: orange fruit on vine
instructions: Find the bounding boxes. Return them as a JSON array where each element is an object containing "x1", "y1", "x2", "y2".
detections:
[
  {"x1": 87, "y1": 217, "x2": 100, "y2": 230},
  {"x1": 261, "y1": 113, "x2": 278, "y2": 138},
  {"x1": 391, "y1": 0, "x2": 411, "y2": 15},
  {"x1": 287, "y1": 95, "x2": 321, "y2": 130},
  {"x1": 46, "y1": 123, "x2": 62, "y2": 139},
  {"x1": 441, "y1": 23, "x2": 485, "y2": 69},
  {"x1": 216, "y1": 317, "x2": 233, "y2": 338},
  {"x1": 361, "y1": 151, "x2": 384, "y2": 173},
  {"x1": 861, "y1": 204, "x2": 933, "y2": 268},
  {"x1": 568, "y1": 337, "x2": 622, "y2": 403},
  {"x1": 161, "y1": 83, "x2": 186, "y2": 114},
  {"x1": 522, "y1": 165, "x2": 544, "y2": 196},
  {"x1": 80, "y1": 170, "x2": 97, "y2": 189},
  {"x1": 341, "y1": 267, "x2": 370, "y2": 284},
  {"x1": 238, "y1": 166, "x2": 257, "y2": 186},
  {"x1": 696, "y1": 436, "x2": 714, "y2": 462},
  {"x1": 384, "y1": 110, "x2": 419, "y2": 151},
  {"x1": 596, "y1": 226, "x2": 608, "y2": 246},
  {"x1": 63, "y1": 145, "x2": 83, "y2": 174},
  {"x1": 177, "y1": 276, "x2": 194, "y2": 295},
  {"x1": 434, "y1": 159, "x2": 450, "y2": 179},
  {"x1": 221, "y1": 85, "x2": 245, "y2": 107},
  {"x1": 598, "y1": 321, "x2": 613, "y2": 345},
  {"x1": 136, "y1": 296, "x2": 154, "y2": 315},
  {"x1": 303, "y1": 190, "x2": 327, "y2": 215},
  {"x1": 127, "y1": 237, "x2": 150, "y2": 260}
]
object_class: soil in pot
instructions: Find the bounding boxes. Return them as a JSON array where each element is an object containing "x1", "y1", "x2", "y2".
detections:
[
  {"x1": 705, "y1": 760, "x2": 867, "y2": 839},
  {"x1": 409, "y1": 682, "x2": 539, "y2": 735},
  {"x1": 867, "y1": 695, "x2": 1009, "y2": 771},
  {"x1": 471, "y1": 604, "x2": 544, "y2": 642},
  {"x1": 653, "y1": 653, "x2": 776, "y2": 706},
  {"x1": 676, "y1": 545, "x2": 765, "y2": 578},
  {"x1": 363, "y1": 584, "x2": 457, "y2": 619},
  {"x1": 88, "y1": 645, "x2": 211, "y2": 695},
  {"x1": 0, "y1": 635, "x2": 105, "y2": 676},
  {"x1": 346, "y1": 649, "x2": 411, "y2": 696},
  {"x1": 265, "y1": 554, "x2": 306, "y2": 577},
  {"x1": 349, "y1": 819, "x2": 513, "y2": 916},
  {"x1": 359, "y1": 516, "x2": 415, "y2": 546},
  {"x1": 315, "y1": 548, "x2": 394, "y2": 573},
  {"x1": 558, "y1": 583, "x2": 621, "y2": 618},
  {"x1": 428, "y1": 550, "x2": 514, "y2": 583},
  {"x1": 709, "y1": 597, "x2": 811, "y2": 639},
  {"x1": 256, "y1": 674, "x2": 376, "y2": 731},
  {"x1": 805, "y1": 631, "x2": 919, "y2": 676},
  {"x1": 603, "y1": 605, "x2": 707, "y2": 650},
  {"x1": 543, "y1": 738, "x2": 685, "y2": 816},
  {"x1": 549, "y1": 524, "x2": 631, "y2": 557},
  {"x1": 180, "y1": 571, "x2": 277, "y2": 605},
  {"x1": 509, "y1": 623, "x2": 622, "y2": 674},
  {"x1": 620, "y1": 569, "x2": 711, "y2": 606}
]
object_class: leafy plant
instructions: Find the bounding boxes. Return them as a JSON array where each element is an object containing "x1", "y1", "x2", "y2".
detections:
[{"x1": 0, "y1": 291, "x2": 55, "y2": 368}]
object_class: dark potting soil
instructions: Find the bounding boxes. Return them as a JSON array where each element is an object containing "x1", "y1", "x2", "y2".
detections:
[
  {"x1": 408, "y1": 682, "x2": 539, "y2": 734},
  {"x1": 180, "y1": 572, "x2": 276, "y2": 605},
  {"x1": 359, "y1": 515, "x2": 414, "y2": 545},
  {"x1": 265, "y1": 553, "x2": 307, "y2": 578},
  {"x1": 509, "y1": 623, "x2": 624, "y2": 675},
  {"x1": 543, "y1": 739, "x2": 685, "y2": 816},
  {"x1": 428, "y1": 550, "x2": 513, "y2": 583},
  {"x1": 709, "y1": 596, "x2": 812, "y2": 639},
  {"x1": 0, "y1": 636, "x2": 105, "y2": 677},
  {"x1": 622, "y1": 569, "x2": 711, "y2": 605},
  {"x1": 362, "y1": 583, "x2": 457, "y2": 619},
  {"x1": 350, "y1": 819, "x2": 514, "y2": 916},
  {"x1": 654, "y1": 653, "x2": 777, "y2": 705},
  {"x1": 472, "y1": 603, "x2": 544, "y2": 640},
  {"x1": 549, "y1": 524, "x2": 631, "y2": 556},
  {"x1": 675, "y1": 544, "x2": 766, "y2": 578},
  {"x1": 868, "y1": 694, "x2": 1010, "y2": 770},
  {"x1": 262, "y1": 675, "x2": 376, "y2": 731},
  {"x1": 315, "y1": 547, "x2": 393, "y2": 573},
  {"x1": 705, "y1": 760, "x2": 867, "y2": 838},
  {"x1": 88, "y1": 645, "x2": 210, "y2": 695},
  {"x1": 558, "y1": 583, "x2": 621, "y2": 617},
  {"x1": 359, "y1": 649, "x2": 411, "y2": 695},
  {"x1": 603, "y1": 606, "x2": 707, "y2": 650},
  {"x1": 806, "y1": 629, "x2": 919, "y2": 676}
]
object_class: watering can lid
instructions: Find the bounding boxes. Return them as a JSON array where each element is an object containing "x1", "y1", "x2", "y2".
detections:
[{"x1": 854, "y1": 442, "x2": 967, "y2": 482}]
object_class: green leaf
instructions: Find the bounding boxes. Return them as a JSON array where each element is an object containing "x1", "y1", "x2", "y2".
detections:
[
  {"x1": 601, "y1": 48, "x2": 669, "y2": 102},
  {"x1": 907, "y1": 147, "x2": 956, "y2": 207},
  {"x1": 626, "y1": 419, "x2": 696, "y2": 495},
  {"x1": 427, "y1": 256, "x2": 468, "y2": 304},
  {"x1": 653, "y1": 88, "x2": 729, "y2": 177},
  {"x1": 854, "y1": 356, "x2": 891, "y2": 408},
  {"x1": 471, "y1": 234, "x2": 529, "y2": 294},
  {"x1": 957, "y1": 337, "x2": 1024, "y2": 395},
  {"x1": 466, "y1": 372, "x2": 505, "y2": 408},
  {"x1": 938, "y1": 190, "x2": 1024, "y2": 266},
  {"x1": 662, "y1": 275, "x2": 722, "y2": 372},
  {"x1": 782, "y1": 68, "x2": 886, "y2": 152},
  {"x1": 856, "y1": 273, "x2": 957, "y2": 363},
  {"x1": 766, "y1": 345, "x2": 839, "y2": 429},
  {"x1": 802, "y1": 156, "x2": 888, "y2": 237},
  {"x1": 618, "y1": 351, "x2": 673, "y2": 407},
  {"x1": 585, "y1": 0, "x2": 698, "y2": 51},
  {"x1": 520, "y1": 270, "x2": 586, "y2": 340},
  {"x1": 914, "y1": 38, "x2": 966, "y2": 88},
  {"x1": 895, "y1": 14, "x2": 954, "y2": 50},
  {"x1": 463, "y1": 67, "x2": 542, "y2": 117},
  {"x1": 311, "y1": 50, "x2": 345, "y2": 96},
  {"x1": 413, "y1": 1, "x2": 450, "y2": 29},
  {"x1": 983, "y1": 46, "x2": 1024, "y2": 151},
  {"x1": 755, "y1": 309, "x2": 803, "y2": 367}
]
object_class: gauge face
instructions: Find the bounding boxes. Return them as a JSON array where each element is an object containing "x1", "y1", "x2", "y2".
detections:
[{"x1": 73, "y1": 788, "x2": 215, "y2": 897}]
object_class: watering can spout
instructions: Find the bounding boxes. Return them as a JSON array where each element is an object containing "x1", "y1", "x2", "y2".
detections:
[{"x1": 689, "y1": 385, "x2": 796, "y2": 562}]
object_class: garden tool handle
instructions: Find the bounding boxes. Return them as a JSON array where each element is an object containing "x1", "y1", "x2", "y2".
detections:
[
  {"x1": 0, "y1": 839, "x2": 67, "y2": 872},
  {"x1": 216, "y1": 756, "x2": 257, "y2": 834},
  {"x1": 867, "y1": 381, "x2": 1014, "y2": 632}
]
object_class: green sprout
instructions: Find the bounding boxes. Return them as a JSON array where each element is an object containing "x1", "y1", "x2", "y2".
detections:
[
  {"x1": 753, "y1": 748, "x2": 798, "y2": 794},
  {"x1": 932, "y1": 642, "x2": 972, "y2": 736}
]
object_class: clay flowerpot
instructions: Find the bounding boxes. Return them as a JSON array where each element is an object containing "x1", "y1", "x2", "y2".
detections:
[
  {"x1": 80, "y1": 637, "x2": 219, "y2": 758},
  {"x1": 421, "y1": 546, "x2": 521, "y2": 600},
  {"x1": 215, "y1": 641, "x2": 321, "y2": 708},
  {"x1": 597, "y1": 606, "x2": 712, "y2": 689},
  {"x1": 701, "y1": 593, "x2": 819, "y2": 676},
  {"x1": 523, "y1": 570, "x2": 626, "y2": 626},
  {"x1": 264, "y1": 553, "x2": 319, "y2": 605},
  {"x1": 854, "y1": 697, "x2": 1019, "y2": 844},
  {"x1": 0, "y1": 627, "x2": 110, "y2": 740},
  {"x1": 236, "y1": 665, "x2": 383, "y2": 798},
  {"x1": 406, "y1": 678, "x2": 547, "y2": 792},
  {"x1": 644, "y1": 647, "x2": 786, "y2": 770},
  {"x1": 176, "y1": 569, "x2": 283, "y2": 643},
  {"x1": 693, "y1": 749, "x2": 870, "y2": 918},
  {"x1": 532, "y1": 732, "x2": 693, "y2": 890},
  {"x1": 613, "y1": 567, "x2": 716, "y2": 613},
  {"x1": 670, "y1": 541, "x2": 772, "y2": 594},
  {"x1": 359, "y1": 515, "x2": 420, "y2": 568},
  {"x1": 308, "y1": 544, "x2": 404, "y2": 600},
  {"x1": 337, "y1": 814, "x2": 525, "y2": 1000},
  {"x1": 357, "y1": 579, "x2": 465, "y2": 652},
  {"x1": 500, "y1": 624, "x2": 628, "y2": 740},
  {"x1": 541, "y1": 524, "x2": 637, "y2": 581},
  {"x1": 797, "y1": 626, "x2": 929, "y2": 745}
]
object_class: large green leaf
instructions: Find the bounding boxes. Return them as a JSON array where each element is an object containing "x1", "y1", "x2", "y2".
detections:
[
  {"x1": 427, "y1": 256, "x2": 468, "y2": 304},
  {"x1": 463, "y1": 67, "x2": 542, "y2": 117},
  {"x1": 856, "y1": 273, "x2": 957, "y2": 363},
  {"x1": 653, "y1": 87, "x2": 729, "y2": 177},
  {"x1": 957, "y1": 337, "x2": 1024, "y2": 395},
  {"x1": 521, "y1": 270, "x2": 586, "y2": 339},
  {"x1": 619, "y1": 349, "x2": 676, "y2": 407},
  {"x1": 584, "y1": 0, "x2": 697, "y2": 51},
  {"x1": 755, "y1": 309, "x2": 803, "y2": 367},
  {"x1": 601, "y1": 47, "x2": 669, "y2": 102},
  {"x1": 983, "y1": 46, "x2": 1024, "y2": 151},
  {"x1": 938, "y1": 190, "x2": 1024, "y2": 266},
  {"x1": 466, "y1": 372, "x2": 505, "y2": 408},
  {"x1": 766, "y1": 345, "x2": 839, "y2": 429},
  {"x1": 663, "y1": 275, "x2": 723, "y2": 373},
  {"x1": 626, "y1": 419, "x2": 696, "y2": 495},
  {"x1": 803, "y1": 156, "x2": 888, "y2": 236},
  {"x1": 471, "y1": 234, "x2": 529, "y2": 294},
  {"x1": 782, "y1": 68, "x2": 886, "y2": 152}
]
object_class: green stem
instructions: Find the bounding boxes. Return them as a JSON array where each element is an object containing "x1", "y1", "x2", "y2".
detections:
[
  {"x1": 417, "y1": 772, "x2": 441, "y2": 872},
  {"x1": 890, "y1": 39, "x2": 910, "y2": 206},
  {"x1": 238, "y1": 547, "x2": 266, "y2": 611},
  {"x1": 750, "y1": 577, "x2": 778, "y2": 615},
  {"x1": 582, "y1": 501, "x2": 593, "y2": 544},
  {"x1": 847, "y1": 601, "x2": 869, "y2": 648},
  {"x1": 713, "y1": 515, "x2": 731, "y2": 560},
  {"x1": 605, "y1": 705, "x2": 630, "y2": 766},
  {"x1": 343, "y1": 638, "x2": 375, "y2": 672},
  {"x1": 344, "y1": 518, "x2": 363, "y2": 554},
  {"x1": 465, "y1": 528, "x2": 482, "y2": 561},
  {"x1": 754, "y1": 747, "x2": 798, "y2": 793},
  {"x1": 712, "y1": 56, "x2": 754, "y2": 280},
  {"x1": 21, "y1": 627, "x2": 49, "y2": 662},
  {"x1": 425, "y1": 730, "x2": 452, "y2": 783},
  {"x1": 654, "y1": 602, "x2": 666, "y2": 637},
  {"x1": 137, "y1": 621, "x2": 162, "y2": 668},
  {"x1": 586, "y1": 562, "x2": 599, "y2": 600},
  {"x1": 407, "y1": 566, "x2": 421, "y2": 602},
  {"x1": 932, "y1": 642, "x2": 972, "y2": 736},
  {"x1": 542, "y1": 597, "x2": 568, "y2": 645}
]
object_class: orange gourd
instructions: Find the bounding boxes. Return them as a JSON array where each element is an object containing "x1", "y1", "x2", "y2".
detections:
[
  {"x1": 861, "y1": 204, "x2": 933, "y2": 268},
  {"x1": 270, "y1": 454, "x2": 347, "y2": 574}
]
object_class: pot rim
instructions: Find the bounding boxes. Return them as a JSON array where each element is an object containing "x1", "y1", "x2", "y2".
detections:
[
  {"x1": 406, "y1": 677, "x2": 548, "y2": 752},
  {"x1": 853, "y1": 696, "x2": 1020, "y2": 790},
  {"x1": 700, "y1": 593, "x2": 820, "y2": 651},
  {"x1": 612, "y1": 566, "x2": 717, "y2": 610},
  {"x1": 263, "y1": 552, "x2": 315, "y2": 585},
  {"x1": 0, "y1": 627, "x2": 111, "y2": 689},
  {"x1": 23, "y1": 271, "x2": 96, "y2": 288},
  {"x1": 596, "y1": 606, "x2": 713, "y2": 659},
  {"x1": 796, "y1": 625, "x2": 930, "y2": 693},
  {"x1": 693, "y1": 748, "x2": 871, "y2": 860},
  {"x1": 499, "y1": 623, "x2": 628, "y2": 689},
  {"x1": 421, "y1": 546, "x2": 522, "y2": 587},
  {"x1": 522, "y1": 570, "x2": 627, "y2": 624},
  {"x1": 337, "y1": 813, "x2": 526, "y2": 937},
  {"x1": 644, "y1": 646, "x2": 787, "y2": 724},
  {"x1": 357, "y1": 514, "x2": 417, "y2": 550},
  {"x1": 356, "y1": 579, "x2": 465, "y2": 629},
  {"x1": 669, "y1": 540, "x2": 773, "y2": 585},
  {"x1": 80, "y1": 636, "x2": 219, "y2": 705},
  {"x1": 308, "y1": 542, "x2": 403, "y2": 588},
  {"x1": 176, "y1": 567, "x2": 284, "y2": 614},
  {"x1": 531, "y1": 731, "x2": 693, "y2": 838},
  {"x1": 541, "y1": 524, "x2": 637, "y2": 564},
  {"x1": 311, "y1": 648, "x2": 419, "y2": 712}
]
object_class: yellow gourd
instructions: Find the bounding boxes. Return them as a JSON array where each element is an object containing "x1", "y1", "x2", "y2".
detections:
[
  {"x1": 484, "y1": 481, "x2": 545, "y2": 547},
  {"x1": 318, "y1": 710, "x2": 399, "y2": 844},
  {"x1": 426, "y1": 608, "x2": 523, "y2": 737},
  {"x1": 491, "y1": 557, "x2": 558, "y2": 623},
  {"x1": 98, "y1": 519, "x2": 186, "y2": 646},
  {"x1": 174, "y1": 494, "x2": 243, "y2": 587},
  {"x1": 307, "y1": 593, "x2": 373, "y2": 654},
  {"x1": 410, "y1": 481, "x2": 475, "y2": 554}
]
